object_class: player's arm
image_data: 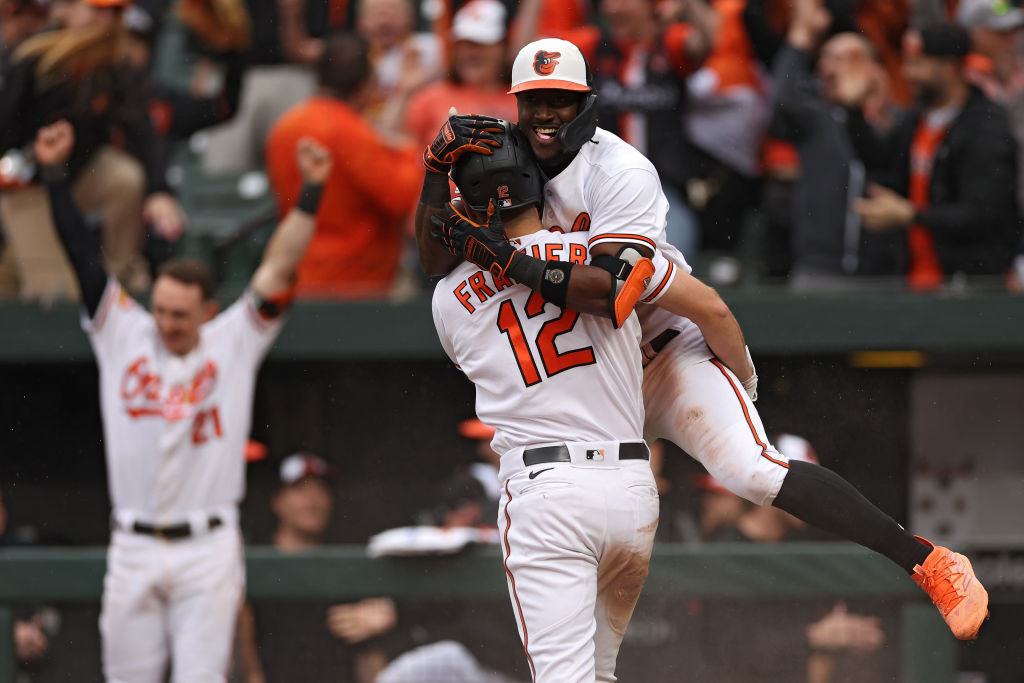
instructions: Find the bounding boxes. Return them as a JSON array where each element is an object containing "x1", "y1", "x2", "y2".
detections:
[
  {"x1": 656, "y1": 270, "x2": 756, "y2": 386},
  {"x1": 35, "y1": 121, "x2": 108, "y2": 319},
  {"x1": 415, "y1": 114, "x2": 505, "y2": 275},
  {"x1": 249, "y1": 138, "x2": 332, "y2": 302},
  {"x1": 432, "y1": 203, "x2": 654, "y2": 328}
]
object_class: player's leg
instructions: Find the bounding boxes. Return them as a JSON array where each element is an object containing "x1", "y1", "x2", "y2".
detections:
[
  {"x1": 166, "y1": 527, "x2": 245, "y2": 683},
  {"x1": 644, "y1": 347, "x2": 988, "y2": 639},
  {"x1": 500, "y1": 469, "x2": 602, "y2": 683},
  {"x1": 591, "y1": 463, "x2": 659, "y2": 683},
  {"x1": 100, "y1": 531, "x2": 171, "y2": 683}
]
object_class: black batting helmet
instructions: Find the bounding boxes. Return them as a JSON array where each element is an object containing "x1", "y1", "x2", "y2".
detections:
[{"x1": 452, "y1": 121, "x2": 543, "y2": 213}]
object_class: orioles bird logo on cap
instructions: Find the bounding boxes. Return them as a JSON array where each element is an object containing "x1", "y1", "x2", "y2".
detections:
[{"x1": 533, "y1": 50, "x2": 561, "y2": 76}]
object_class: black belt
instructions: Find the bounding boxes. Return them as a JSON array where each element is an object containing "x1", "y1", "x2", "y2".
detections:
[
  {"x1": 523, "y1": 442, "x2": 650, "y2": 466},
  {"x1": 128, "y1": 516, "x2": 223, "y2": 540},
  {"x1": 641, "y1": 329, "x2": 680, "y2": 368}
]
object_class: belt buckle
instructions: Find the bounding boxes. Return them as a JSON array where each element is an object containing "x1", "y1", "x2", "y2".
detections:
[{"x1": 153, "y1": 525, "x2": 167, "y2": 540}]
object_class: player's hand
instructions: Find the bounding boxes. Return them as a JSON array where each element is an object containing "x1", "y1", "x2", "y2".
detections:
[
  {"x1": 296, "y1": 137, "x2": 333, "y2": 185},
  {"x1": 14, "y1": 618, "x2": 48, "y2": 662},
  {"x1": 144, "y1": 192, "x2": 188, "y2": 242},
  {"x1": 806, "y1": 602, "x2": 884, "y2": 654},
  {"x1": 326, "y1": 598, "x2": 397, "y2": 644},
  {"x1": 34, "y1": 119, "x2": 75, "y2": 167},
  {"x1": 423, "y1": 114, "x2": 504, "y2": 174},
  {"x1": 853, "y1": 183, "x2": 915, "y2": 232},
  {"x1": 431, "y1": 200, "x2": 518, "y2": 278}
]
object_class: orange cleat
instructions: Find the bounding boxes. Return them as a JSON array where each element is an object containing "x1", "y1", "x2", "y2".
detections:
[{"x1": 911, "y1": 536, "x2": 989, "y2": 640}]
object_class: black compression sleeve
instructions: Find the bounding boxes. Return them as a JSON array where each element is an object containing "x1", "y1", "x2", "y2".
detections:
[
  {"x1": 773, "y1": 460, "x2": 931, "y2": 573},
  {"x1": 44, "y1": 171, "x2": 108, "y2": 318}
]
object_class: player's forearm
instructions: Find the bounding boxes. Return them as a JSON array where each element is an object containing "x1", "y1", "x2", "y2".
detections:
[
  {"x1": 251, "y1": 184, "x2": 322, "y2": 296},
  {"x1": 415, "y1": 172, "x2": 461, "y2": 275},
  {"x1": 657, "y1": 275, "x2": 754, "y2": 381},
  {"x1": 43, "y1": 167, "x2": 108, "y2": 317},
  {"x1": 696, "y1": 304, "x2": 754, "y2": 381}
]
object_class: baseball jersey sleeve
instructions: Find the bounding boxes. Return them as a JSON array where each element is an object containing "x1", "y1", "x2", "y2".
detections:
[
  {"x1": 639, "y1": 249, "x2": 679, "y2": 305},
  {"x1": 585, "y1": 166, "x2": 668, "y2": 255},
  {"x1": 207, "y1": 289, "x2": 287, "y2": 367},
  {"x1": 431, "y1": 289, "x2": 459, "y2": 369},
  {"x1": 81, "y1": 278, "x2": 151, "y2": 366}
]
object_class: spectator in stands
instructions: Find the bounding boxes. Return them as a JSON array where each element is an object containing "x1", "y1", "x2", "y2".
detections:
[
  {"x1": 238, "y1": 452, "x2": 388, "y2": 682},
  {"x1": 197, "y1": 0, "x2": 337, "y2": 174},
  {"x1": 771, "y1": 0, "x2": 906, "y2": 290},
  {"x1": 0, "y1": 0, "x2": 184, "y2": 301},
  {"x1": 851, "y1": 23, "x2": 1022, "y2": 290},
  {"x1": 958, "y1": 0, "x2": 1024, "y2": 216},
  {"x1": 402, "y1": 0, "x2": 517, "y2": 148},
  {"x1": 516, "y1": 0, "x2": 715, "y2": 255},
  {"x1": 681, "y1": 0, "x2": 771, "y2": 282},
  {"x1": 695, "y1": 435, "x2": 892, "y2": 683},
  {"x1": 357, "y1": 0, "x2": 442, "y2": 129},
  {"x1": 0, "y1": 487, "x2": 59, "y2": 677},
  {"x1": 0, "y1": 0, "x2": 49, "y2": 77},
  {"x1": 265, "y1": 32, "x2": 421, "y2": 298}
]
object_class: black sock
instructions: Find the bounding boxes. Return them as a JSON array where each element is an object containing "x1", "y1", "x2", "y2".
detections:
[{"x1": 772, "y1": 461, "x2": 932, "y2": 573}]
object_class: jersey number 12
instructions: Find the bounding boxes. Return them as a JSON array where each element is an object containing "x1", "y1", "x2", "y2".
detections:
[{"x1": 496, "y1": 293, "x2": 596, "y2": 387}]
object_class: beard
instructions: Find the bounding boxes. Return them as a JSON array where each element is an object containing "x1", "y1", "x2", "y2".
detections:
[{"x1": 914, "y1": 82, "x2": 945, "y2": 108}]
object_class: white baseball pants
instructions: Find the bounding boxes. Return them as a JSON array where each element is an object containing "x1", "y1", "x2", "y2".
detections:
[
  {"x1": 100, "y1": 525, "x2": 244, "y2": 683},
  {"x1": 499, "y1": 451, "x2": 659, "y2": 683},
  {"x1": 643, "y1": 347, "x2": 791, "y2": 506}
]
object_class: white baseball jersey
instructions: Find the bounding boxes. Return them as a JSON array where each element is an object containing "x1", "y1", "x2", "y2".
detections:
[
  {"x1": 541, "y1": 127, "x2": 711, "y2": 360},
  {"x1": 84, "y1": 279, "x2": 283, "y2": 523},
  {"x1": 543, "y1": 127, "x2": 791, "y2": 507},
  {"x1": 433, "y1": 229, "x2": 666, "y2": 460}
]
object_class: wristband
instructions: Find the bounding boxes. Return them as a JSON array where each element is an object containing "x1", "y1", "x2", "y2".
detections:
[
  {"x1": 39, "y1": 163, "x2": 68, "y2": 184},
  {"x1": 505, "y1": 252, "x2": 545, "y2": 288},
  {"x1": 296, "y1": 183, "x2": 324, "y2": 214},
  {"x1": 539, "y1": 261, "x2": 573, "y2": 308}
]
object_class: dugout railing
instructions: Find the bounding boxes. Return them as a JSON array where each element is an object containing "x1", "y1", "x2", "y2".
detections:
[{"x1": 0, "y1": 543, "x2": 956, "y2": 682}]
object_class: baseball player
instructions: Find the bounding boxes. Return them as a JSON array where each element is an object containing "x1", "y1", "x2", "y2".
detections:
[
  {"x1": 35, "y1": 119, "x2": 332, "y2": 682},
  {"x1": 418, "y1": 38, "x2": 989, "y2": 642},
  {"x1": 432, "y1": 124, "x2": 677, "y2": 682}
]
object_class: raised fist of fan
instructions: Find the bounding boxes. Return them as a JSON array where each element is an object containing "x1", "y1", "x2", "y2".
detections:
[{"x1": 423, "y1": 114, "x2": 504, "y2": 174}]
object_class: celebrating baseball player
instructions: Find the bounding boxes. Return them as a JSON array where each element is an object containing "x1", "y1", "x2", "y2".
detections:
[
  {"x1": 418, "y1": 38, "x2": 989, "y2": 645},
  {"x1": 35, "y1": 119, "x2": 332, "y2": 682},
  {"x1": 432, "y1": 123, "x2": 677, "y2": 682}
]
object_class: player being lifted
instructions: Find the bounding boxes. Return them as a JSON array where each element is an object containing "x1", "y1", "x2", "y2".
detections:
[
  {"x1": 35, "y1": 119, "x2": 332, "y2": 682},
  {"x1": 432, "y1": 123, "x2": 680, "y2": 682},
  {"x1": 418, "y1": 39, "x2": 988, "y2": 643}
]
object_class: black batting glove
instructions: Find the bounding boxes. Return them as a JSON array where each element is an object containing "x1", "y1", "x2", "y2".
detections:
[
  {"x1": 430, "y1": 201, "x2": 521, "y2": 278},
  {"x1": 423, "y1": 115, "x2": 504, "y2": 174}
]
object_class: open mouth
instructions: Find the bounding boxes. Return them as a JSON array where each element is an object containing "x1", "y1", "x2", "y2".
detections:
[{"x1": 533, "y1": 125, "x2": 560, "y2": 143}]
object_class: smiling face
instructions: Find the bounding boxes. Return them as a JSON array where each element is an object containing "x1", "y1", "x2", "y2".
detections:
[
  {"x1": 515, "y1": 89, "x2": 582, "y2": 160},
  {"x1": 150, "y1": 276, "x2": 217, "y2": 356}
]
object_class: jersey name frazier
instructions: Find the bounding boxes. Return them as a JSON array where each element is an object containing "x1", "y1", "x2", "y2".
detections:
[{"x1": 450, "y1": 240, "x2": 588, "y2": 314}]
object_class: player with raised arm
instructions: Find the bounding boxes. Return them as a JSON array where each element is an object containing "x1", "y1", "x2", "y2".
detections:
[
  {"x1": 423, "y1": 39, "x2": 989, "y2": 642},
  {"x1": 433, "y1": 124, "x2": 672, "y2": 682},
  {"x1": 35, "y1": 119, "x2": 333, "y2": 682}
]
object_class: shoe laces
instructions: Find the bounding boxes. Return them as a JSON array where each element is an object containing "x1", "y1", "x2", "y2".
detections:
[{"x1": 922, "y1": 555, "x2": 967, "y2": 613}]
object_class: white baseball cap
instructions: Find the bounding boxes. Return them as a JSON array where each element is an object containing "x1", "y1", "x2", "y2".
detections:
[
  {"x1": 279, "y1": 452, "x2": 335, "y2": 486},
  {"x1": 509, "y1": 38, "x2": 591, "y2": 94},
  {"x1": 957, "y1": 0, "x2": 1024, "y2": 31},
  {"x1": 452, "y1": 0, "x2": 507, "y2": 45}
]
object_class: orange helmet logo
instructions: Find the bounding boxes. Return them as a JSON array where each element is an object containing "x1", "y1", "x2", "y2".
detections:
[{"x1": 533, "y1": 50, "x2": 561, "y2": 76}]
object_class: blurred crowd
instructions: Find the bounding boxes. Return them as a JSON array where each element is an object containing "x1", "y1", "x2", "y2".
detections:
[{"x1": 1, "y1": 0, "x2": 1023, "y2": 301}]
